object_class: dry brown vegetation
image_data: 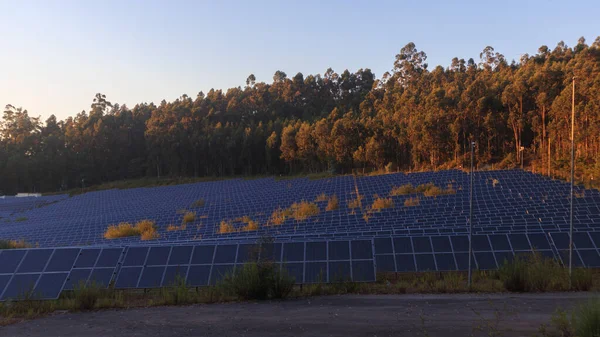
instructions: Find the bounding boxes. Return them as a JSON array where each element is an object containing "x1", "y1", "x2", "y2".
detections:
[
  {"x1": 315, "y1": 193, "x2": 328, "y2": 202},
  {"x1": 390, "y1": 183, "x2": 416, "y2": 196},
  {"x1": 371, "y1": 195, "x2": 394, "y2": 210},
  {"x1": 191, "y1": 198, "x2": 205, "y2": 207},
  {"x1": 183, "y1": 212, "x2": 196, "y2": 223},
  {"x1": 218, "y1": 215, "x2": 260, "y2": 233},
  {"x1": 289, "y1": 201, "x2": 320, "y2": 220},
  {"x1": 104, "y1": 220, "x2": 159, "y2": 240},
  {"x1": 167, "y1": 223, "x2": 187, "y2": 231},
  {"x1": 326, "y1": 195, "x2": 339, "y2": 211},
  {"x1": 0, "y1": 240, "x2": 33, "y2": 249},
  {"x1": 218, "y1": 220, "x2": 236, "y2": 234},
  {"x1": 347, "y1": 194, "x2": 363, "y2": 209},
  {"x1": 404, "y1": 196, "x2": 420, "y2": 207},
  {"x1": 269, "y1": 207, "x2": 292, "y2": 226}
]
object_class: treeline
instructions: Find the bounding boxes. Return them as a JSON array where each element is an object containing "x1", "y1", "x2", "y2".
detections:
[{"x1": 1, "y1": 37, "x2": 600, "y2": 194}]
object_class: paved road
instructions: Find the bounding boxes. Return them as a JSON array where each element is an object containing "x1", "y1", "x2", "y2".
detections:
[{"x1": 1, "y1": 293, "x2": 592, "y2": 337}]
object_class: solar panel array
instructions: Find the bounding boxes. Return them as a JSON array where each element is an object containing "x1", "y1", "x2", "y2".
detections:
[
  {"x1": 1, "y1": 170, "x2": 599, "y2": 248},
  {"x1": 0, "y1": 169, "x2": 599, "y2": 300}
]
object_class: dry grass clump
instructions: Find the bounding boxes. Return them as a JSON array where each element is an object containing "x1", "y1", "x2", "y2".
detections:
[
  {"x1": 315, "y1": 193, "x2": 328, "y2": 202},
  {"x1": 183, "y1": 212, "x2": 196, "y2": 223},
  {"x1": 167, "y1": 223, "x2": 187, "y2": 231},
  {"x1": 290, "y1": 201, "x2": 320, "y2": 221},
  {"x1": 269, "y1": 207, "x2": 292, "y2": 226},
  {"x1": 347, "y1": 194, "x2": 363, "y2": 209},
  {"x1": 191, "y1": 198, "x2": 205, "y2": 207},
  {"x1": 390, "y1": 183, "x2": 416, "y2": 196},
  {"x1": 371, "y1": 195, "x2": 394, "y2": 210},
  {"x1": 404, "y1": 197, "x2": 420, "y2": 207},
  {"x1": 104, "y1": 220, "x2": 158, "y2": 240},
  {"x1": 218, "y1": 220, "x2": 236, "y2": 234},
  {"x1": 492, "y1": 178, "x2": 500, "y2": 187},
  {"x1": 326, "y1": 195, "x2": 339, "y2": 211},
  {"x1": 241, "y1": 219, "x2": 259, "y2": 232},
  {"x1": 0, "y1": 240, "x2": 33, "y2": 249}
]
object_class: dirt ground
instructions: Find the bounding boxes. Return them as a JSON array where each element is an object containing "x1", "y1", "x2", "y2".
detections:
[{"x1": 1, "y1": 293, "x2": 592, "y2": 337}]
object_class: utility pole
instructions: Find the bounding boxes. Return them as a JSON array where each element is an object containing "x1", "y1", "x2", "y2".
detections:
[
  {"x1": 569, "y1": 76, "x2": 575, "y2": 288},
  {"x1": 468, "y1": 141, "x2": 475, "y2": 289}
]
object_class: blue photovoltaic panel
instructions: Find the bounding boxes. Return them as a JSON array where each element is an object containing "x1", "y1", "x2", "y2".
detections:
[
  {"x1": 187, "y1": 265, "x2": 211, "y2": 286},
  {"x1": 123, "y1": 247, "x2": 149, "y2": 267},
  {"x1": 489, "y1": 235, "x2": 511, "y2": 251},
  {"x1": 395, "y1": 254, "x2": 416, "y2": 272},
  {"x1": 64, "y1": 269, "x2": 92, "y2": 290},
  {"x1": 305, "y1": 262, "x2": 327, "y2": 283},
  {"x1": 236, "y1": 244, "x2": 258, "y2": 263},
  {"x1": 17, "y1": 249, "x2": 53, "y2": 273},
  {"x1": 306, "y1": 242, "x2": 327, "y2": 261},
  {"x1": 415, "y1": 254, "x2": 436, "y2": 271},
  {"x1": 145, "y1": 247, "x2": 171, "y2": 266},
  {"x1": 191, "y1": 245, "x2": 215, "y2": 264},
  {"x1": 351, "y1": 240, "x2": 373, "y2": 260},
  {"x1": 0, "y1": 250, "x2": 27, "y2": 274},
  {"x1": 352, "y1": 261, "x2": 375, "y2": 282},
  {"x1": 509, "y1": 234, "x2": 531, "y2": 251},
  {"x1": 450, "y1": 236, "x2": 469, "y2": 252},
  {"x1": 45, "y1": 248, "x2": 80, "y2": 272},
  {"x1": 259, "y1": 243, "x2": 281, "y2": 262},
  {"x1": 412, "y1": 237, "x2": 432, "y2": 253},
  {"x1": 96, "y1": 248, "x2": 123, "y2": 267},
  {"x1": 163, "y1": 266, "x2": 189, "y2": 286},
  {"x1": 88, "y1": 268, "x2": 115, "y2": 287},
  {"x1": 213, "y1": 245, "x2": 237, "y2": 264},
  {"x1": 168, "y1": 246, "x2": 193, "y2": 265},
  {"x1": 115, "y1": 267, "x2": 143, "y2": 289},
  {"x1": 375, "y1": 255, "x2": 395, "y2": 272},
  {"x1": 0, "y1": 275, "x2": 12, "y2": 298},
  {"x1": 574, "y1": 233, "x2": 594, "y2": 249},
  {"x1": 283, "y1": 243, "x2": 304, "y2": 262},
  {"x1": 393, "y1": 237, "x2": 413, "y2": 254},
  {"x1": 328, "y1": 241, "x2": 350, "y2": 260},
  {"x1": 472, "y1": 236, "x2": 491, "y2": 252},
  {"x1": 551, "y1": 233, "x2": 570, "y2": 250},
  {"x1": 374, "y1": 238, "x2": 393, "y2": 254},
  {"x1": 431, "y1": 236, "x2": 452, "y2": 252},
  {"x1": 494, "y1": 251, "x2": 514, "y2": 266},
  {"x1": 1, "y1": 274, "x2": 40, "y2": 301},
  {"x1": 434, "y1": 253, "x2": 456, "y2": 271},
  {"x1": 138, "y1": 266, "x2": 165, "y2": 288},
  {"x1": 329, "y1": 261, "x2": 351, "y2": 281},
  {"x1": 34, "y1": 273, "x2": 69, "y2": 299},
  {"x1": 579, "y1": 250, "x2": 600, "y2": 267},
  {"x1": 528, "y1": 233, "x2": 551, "y2": 250},
  {"x1": 210, "y1": 265, "x2": 234, "y2": 285},
  {"x1": 74, "y1": 249, "x2": 101, "y2": 268},
  {"x1": 475, "y1": 252, "x2": 497, "y2": 270}
]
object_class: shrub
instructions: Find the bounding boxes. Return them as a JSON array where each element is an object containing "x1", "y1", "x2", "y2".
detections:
[
  {"x1": 572, "y1": 268, "x2": 593, "y2": 291},
  {"x1": 415, "y1": 183, "x2": 436, "y2": 193},
  {"x1": 315, "y1": 193, "x2": 328, "y2": 202},
  {"x1": 422, "y1": 185, "x2": 443, "y2": 197},
  {"x1": 220, "y1": 262, "x2": 295, "y2": 300},
  {"x1": 326, "y1": 195, "x2": 339, "y2": 211},
  {"x1": 269, "y1": 207, "x2": 291, "y2": 225},
  {"x1": 498, "y1": 255, "x2": 528, "y2": 292},
  {"x1": 574, "y1": 298, "x2": 600, "y2": 337},
  {"x1": 104, "y1": 220, "x2": 158, "y2": 240},
  {"x1": 191, "y1": 198, "x2": 205, "y2": 208},
  {"x1": 371, "y1": 195, "x2": 394, "y2": 210},
  {"x1": 289, "y1": 201, "x2": 320, "y2": 221},
  {"x1": 404, "y1": 197, "x2": 420, "y2": 207},
  {"x1": 499, "y1": 252, "x2": 572, "y2": 292},
  {"x1": 73, "y1": 281, "x2": 103, "y2": 310},
  {"x1": 242, "y1": 219, "x2": 259, "y2": 232},
  {"x1": 347, "y1": 195, "x2": 363, "y2": 209},
  {"x1": 0, "y1": 240, "x2": 33, "y2": 249},
  {"x1": 104, "y1": 222, "x2": 138, "y2": 239},
  {"x1": 390, "y1": 184, "x2": 415, "y2": 196},
  {"x1": 183, "y1": 212, "x2": 196, "y2": 223},
  {"x1": 218, "y1": 220, "x2": 236, "y2": 234}
]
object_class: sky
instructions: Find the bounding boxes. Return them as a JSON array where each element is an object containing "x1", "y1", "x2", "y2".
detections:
[{"x1": 1, "y1": 0, "x2": 599, "y2": 121}]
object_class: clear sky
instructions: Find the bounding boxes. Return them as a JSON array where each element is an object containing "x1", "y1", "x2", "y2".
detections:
[{"x1": 1, "y1": 0, "x2": 598, "y2": 121}]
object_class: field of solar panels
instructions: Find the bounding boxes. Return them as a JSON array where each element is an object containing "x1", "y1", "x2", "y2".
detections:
[{"x1": 1, "y1": 169, "x2": 599, "y2": 301}]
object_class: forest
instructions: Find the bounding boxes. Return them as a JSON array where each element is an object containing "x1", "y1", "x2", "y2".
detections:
[{"x1": 1, "y1": 37, "x2": 599, "y2": 194}]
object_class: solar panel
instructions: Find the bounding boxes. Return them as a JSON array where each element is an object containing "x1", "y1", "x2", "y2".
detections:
[
  {"x1": 163, "y1": 266, "x2": 188, "y2": 286},
  {"x1": 122, "y1": 247, "x2": 149, "y2": 266},
  {"x1": 395, "y1": 254, "x2": 416, "y2": 272},
  {"x1": 115, "y1": 267, "x2": 143, "y2": 289},
  {"x1": 187, "y1": 265, "x2": 211, "y2": 286},
  {"x1": 1, "y1": 274, "x2": 40, "y2": 301},
  {"x1": 328, "y1": 241, "x2": 350, "y2": 260},
  {"x1": 191, "y1": 245, "x2": 215, "y2": 264},
  {"x1": 214, "y1": 245, "x2": 237, "y2": 264},
  {"x1": 146, "y1": 247, "x2": 171, "y2": 266},
  {"x1": 35, "y1": 273, "x2": 69, "y2": 299},
  {"x1": 283, "y1": 242, "x2": 304, "y2": 262},
  {"x1": 138, "y1": 266, "x2": 165, "y2": 288},
  {"x1": 352, "y1": 261, "x2": 375, "y2": 282},
  {"x1": 0, "y1": 250, "x2": 26, "y2": 273},
  {"x1": 305, "y1": 262, "x2": 327, "y2": 283},
  {"x1": 415, "y1": 254, "x2": 436, "y2": 271},
  {"x1": 17, "y1": 249, "x2": 53, "y2": 273},
  {"x1": 412, "y1": 237, "x2": 433, "y2": 253},
  {"x1": 329, "y1": 261, "x2": 351, "y2": 281},
  {"x1": 306, "y1": 242, "x2": 327, "y2": 261}
]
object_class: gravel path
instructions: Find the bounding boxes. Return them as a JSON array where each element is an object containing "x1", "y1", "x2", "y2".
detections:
[{"x1": 1, "y1": 293, "x2": 592, "y2": 337}]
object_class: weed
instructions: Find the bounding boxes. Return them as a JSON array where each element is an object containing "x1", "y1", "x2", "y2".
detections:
[
  {"x1": 315, "y1": 193, "x2": 328, "y2": 202},
  {"x1": 191, "y1": 198, "x2": 205, "y2": 207},
  {"x1": 72, "y1": 281, "x2": 103, "y2": 310},
  {"x1": 15, "y1": 217, "x2": 27, "y2": 222},
  {"x1": 104, "y1": 220, "x2": 158, "y2": 240},
  {"x1": 0, "y1": 240, "x2": 33, "y2": 249},
  {"x1": 390, "y1": 183, "x2": 416, "y2": 196},
  {"x1": 492, "y1": 178, "x2": 500, "y2": 187},
  {"x1": 371, "y1": 195, "x2": 394, "y2": 210},
  {"x1": 574, "y1": 298, "x2": 600, "y2": 337},
  {"x1": 269, "y1": 207, "x2": 291, "y2": 225},
  {"x1": 404, "y1": 196, "x2": 420, "y2": 207},
  {"x1": 326, "y1": 195, "x2": 339, "y2": 211},
  {"x1": 220, "y1": 261, "x2": 294, "y2": 300},
  {"x1": 347, "y1": 194, "x2": 363, "y2": 209},
  {"x1": 167, "y1": 223, "x2": 187, "y2": 231},
  {"x1": 218, "y1": 220, "x2": 236, "y2": 234},
  {"x1": 183, "y1": 212, "x2": 196, "y2": 223},
  {"x1": 289, "y1": 201, "x2": 320, "y2": 221}
]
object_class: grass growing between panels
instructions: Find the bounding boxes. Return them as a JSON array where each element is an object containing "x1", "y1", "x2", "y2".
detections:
[
  {"x1": 103, "y1": 220, "x2": 159, "y2": 240},
  {"x1": 0, "y1": 240, "x2": 33, "y2": 249},
  {"x1": 326, "y1": 195, "x2": 339, "y2": 211},
  {"x1": 371, "y1": 195, "x2": 394, "y2": 210},
  {"x1": 390, "y1": 183, "x2": 416, "y2": 196},
  {"x1": 315, "y1": 193, "x2": 328, "y2": 202},
  {"x1": 167, "y1": 223, "x2": 187, "y2": 231},
  {"x1": 182, "y1": 212, "x2": 196, "y2": 223},
  {"x1": 404, "y1": 196, "x2": 420, "y2": 207}
]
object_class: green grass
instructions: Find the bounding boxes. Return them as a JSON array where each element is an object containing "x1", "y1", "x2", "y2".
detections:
[{"x1": 15, "y1": 217, "x2": 28, "y2": 222}]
